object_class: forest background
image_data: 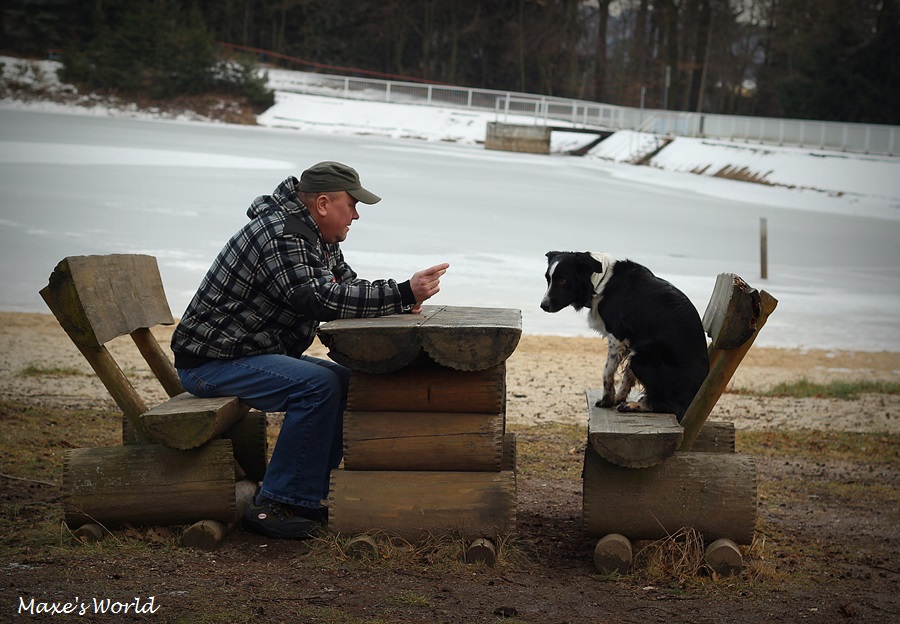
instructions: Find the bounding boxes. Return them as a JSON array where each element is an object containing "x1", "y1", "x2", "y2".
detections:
[{"x1": 2, "y1": 0, "x2": 898, "y2": 125}]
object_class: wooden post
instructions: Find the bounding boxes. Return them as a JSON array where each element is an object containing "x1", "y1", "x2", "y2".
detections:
[
  {"x1": 760, "y1": 218, "x2": 768, "y2": 280},
  {"x1": 680, "y1": 290, "x2": 777, "y2": 451}
]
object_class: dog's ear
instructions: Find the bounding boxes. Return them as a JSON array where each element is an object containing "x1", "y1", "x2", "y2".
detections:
[
  {"x1": 546, "y1": 251, "x2": 563, "y2": 260},
  {"x1": 577, "y1": 252, "x2": 604, "y2": 274}
]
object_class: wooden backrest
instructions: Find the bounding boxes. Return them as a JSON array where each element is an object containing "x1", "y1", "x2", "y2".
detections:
[
  {"x1": 40, "y1": 255, "x2": 174, "y2": 347},
  {"x1": 679, "y1": 273, "x2": 777, "y2": 450},
  {"x1": 40, "y1": 255, "x2": 184, "y2": 436}
]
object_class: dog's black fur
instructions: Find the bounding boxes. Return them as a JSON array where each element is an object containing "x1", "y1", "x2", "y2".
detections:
[{"x1": 540, "y1": 251, "x2": 709, "y2": 420}]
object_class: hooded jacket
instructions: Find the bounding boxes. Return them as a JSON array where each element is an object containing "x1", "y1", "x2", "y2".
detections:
[{"x1": 172, "y1": 176, "x2": 415, "y2": 367}]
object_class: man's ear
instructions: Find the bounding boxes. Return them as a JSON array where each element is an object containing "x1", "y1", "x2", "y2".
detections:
[{"x1": 313, "y1": 193, "x2": 329, "y2": 216}]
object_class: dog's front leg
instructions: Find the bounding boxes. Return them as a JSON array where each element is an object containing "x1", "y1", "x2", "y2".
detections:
[
  {"x1": 596, "y1": 338, "x2": 624, "y2": 407},
  {"x1": 614, "y1": 358, "x2": 636, "y2": 403}
]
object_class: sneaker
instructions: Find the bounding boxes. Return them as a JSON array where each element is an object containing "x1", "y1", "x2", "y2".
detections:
[{"x1": 241, "y1": 497, "x2": 322, "y2": 540}]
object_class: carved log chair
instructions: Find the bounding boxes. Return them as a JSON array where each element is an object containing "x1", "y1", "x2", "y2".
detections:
[
  {"x1": 41, "y1": 254, "x2": 266, "y2": 548},
  {"x1": 584, "y1": 274, "x2": 777, "y2": 575}
]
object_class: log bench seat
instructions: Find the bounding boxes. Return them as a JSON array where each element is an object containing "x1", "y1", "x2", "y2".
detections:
[
  {"x1": 583, "y1": 273, "x2": 777, "y2": 574},
  {"x1": 41, "y1": 254, "x2": 266, "y2": 547}
]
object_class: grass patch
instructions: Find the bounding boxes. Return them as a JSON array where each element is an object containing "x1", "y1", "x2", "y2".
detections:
[
  {"x1": 737, "y1": 430, "x2": 898, "y2": 463},
  {"x1": 17, "y1": 363, "x2": 85, "y2": 377},
  {"x1": 732, "y1": 378, "x2": 900, "y2": 399},
  {"x1": 514, "y1": 422, "x2": 585, "y2": 479},
  {"x1": 385, "y1": 592, "x2": 431, "y2": 608}
]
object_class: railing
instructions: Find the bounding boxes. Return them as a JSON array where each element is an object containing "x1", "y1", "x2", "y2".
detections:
[{"x1": 264, "y1": 67, "x2": 899, "y2": 156}]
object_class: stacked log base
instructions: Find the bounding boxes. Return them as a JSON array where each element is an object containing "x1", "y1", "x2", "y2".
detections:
[
  {"x1": 332, "y1": 364, "x2": 518, "y2": 541},
  {"x1": 321, "y1": 307, "x2": 522, "y2": 546}
]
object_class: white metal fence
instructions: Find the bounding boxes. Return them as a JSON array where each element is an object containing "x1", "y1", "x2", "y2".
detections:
[{"x1": 266, "y1": 68, "x2": 899, "y2": 156}]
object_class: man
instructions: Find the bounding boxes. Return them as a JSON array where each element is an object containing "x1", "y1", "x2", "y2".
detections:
[{"x1": 171, "y1": 161, "x2": 449, "y2": 539}]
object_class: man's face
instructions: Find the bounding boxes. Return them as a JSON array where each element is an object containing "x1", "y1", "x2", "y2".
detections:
[{"x1": 316, "y1": 192, "x2": 360, "y2": 243}]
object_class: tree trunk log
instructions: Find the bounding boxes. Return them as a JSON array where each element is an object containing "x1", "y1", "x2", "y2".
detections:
[
  {"x1": 348, "y1": 363, "x2": 505, "y2": 414},
  {"x1": 329, "y1": 469, "x2": 516, "y2": 541},
  {"x1": 343, "y1": 411, "x2": 503, "y2": 471},
  {"x1": 63, "y1": 440, "x2": 236, "y2": 528},
  {"x1": 690, "y1": 421, "x2": 735, "y2": 453},
  {"x1": 583, "y1": 446, "x2": 756, "y2": 544}
]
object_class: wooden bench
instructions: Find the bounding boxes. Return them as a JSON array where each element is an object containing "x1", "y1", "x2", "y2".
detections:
[
  {"x1": 583, "y1": 273, "x2": 777, "y2": 575},
  {"x1": 41, "y1": 254, "x2": 267, "y2": 547}
]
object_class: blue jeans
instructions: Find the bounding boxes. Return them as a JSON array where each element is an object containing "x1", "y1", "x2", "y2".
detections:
[{"x1": 177, "y1": 354, "x2": 350, "y2": 509}]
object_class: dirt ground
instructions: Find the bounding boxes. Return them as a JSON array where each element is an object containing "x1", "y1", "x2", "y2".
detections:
[{"x1": 1, "y1": 312, "x2": 899, "y2": 623}]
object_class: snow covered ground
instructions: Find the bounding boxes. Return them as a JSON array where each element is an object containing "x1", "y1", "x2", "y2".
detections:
[{"x1": 2, "y1": 56, "x2": 899, "y2": 351}]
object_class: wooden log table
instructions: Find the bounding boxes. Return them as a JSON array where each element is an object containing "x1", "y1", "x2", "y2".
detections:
[
  {"x1": 317, "y1": 305, "x2": 522, "y2": 373},
  {"x1": 318, "y1": 305, "x2": 522, "y2": 544}
]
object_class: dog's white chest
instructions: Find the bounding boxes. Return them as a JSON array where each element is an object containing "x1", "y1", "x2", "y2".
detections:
[{"x1": 588, "y1": 299, "x2": 609, "y2": 337}]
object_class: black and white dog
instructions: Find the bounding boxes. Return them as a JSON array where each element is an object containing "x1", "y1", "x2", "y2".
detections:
[{"x1": 540, "y1": 251, "x2": 709, "y2": 421}]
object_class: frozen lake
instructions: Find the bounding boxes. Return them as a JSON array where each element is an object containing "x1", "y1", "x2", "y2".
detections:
[{"x1": 1, "y1": 109, "x2": 898, "y2": 351}]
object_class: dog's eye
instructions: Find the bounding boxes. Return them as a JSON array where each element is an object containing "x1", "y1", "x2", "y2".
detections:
[{"x1": 557, "y1": 278, "x2": 567, "y2": 286}]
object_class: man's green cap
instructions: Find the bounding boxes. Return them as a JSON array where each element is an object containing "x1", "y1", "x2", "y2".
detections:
[{"x1": 298, "y1": 161, "x2": 381, "y2": 205}]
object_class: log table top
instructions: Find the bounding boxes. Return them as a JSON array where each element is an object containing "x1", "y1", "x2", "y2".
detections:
[{"x1": 316, "y1": 305, "x2": 522, "y2": 373}]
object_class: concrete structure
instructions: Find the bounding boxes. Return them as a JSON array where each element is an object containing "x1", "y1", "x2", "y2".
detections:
[{"x1": 485, "y1": 122, "x2": 551, "y2": 154}]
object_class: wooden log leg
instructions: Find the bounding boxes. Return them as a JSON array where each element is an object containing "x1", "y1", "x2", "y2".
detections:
[
  {"x1": 225, "y1": 410, "x2": 269, "y2": 482},
  {"x1": 593, "y1": 533, "x2": 632, "y2": 573},
  {"x1": 71, "y1": 523, "x2": 105, "y2": 545},
  {"x1": 466, "y1": 538, "x2": 497, "y2": 566},
  {"x1": 345, "y1": 535, "x2": 380, "y2": 560},
  {"x1": 706, "y1": 538, "x2": 743, "y2": 576},
  {"x1": 182, "y1": 479, "x2": 257, "y2": 550}
]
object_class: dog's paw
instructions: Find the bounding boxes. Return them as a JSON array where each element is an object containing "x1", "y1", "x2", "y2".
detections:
[
  {"x1": 595, "y1": 395, "x2": 616, "y2": 408},
  {"x1": 617, "y1": 401, "x2": 652, "y2": 413}
]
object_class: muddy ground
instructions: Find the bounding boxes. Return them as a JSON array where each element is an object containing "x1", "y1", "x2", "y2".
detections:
[{"x1": 1, "y1": 312, "x2": 898, "y2": 623}]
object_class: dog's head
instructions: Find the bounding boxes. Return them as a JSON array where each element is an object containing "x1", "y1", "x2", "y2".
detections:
[{"x1": 540, "y1": 251, "x2": 606, "y2": 313}]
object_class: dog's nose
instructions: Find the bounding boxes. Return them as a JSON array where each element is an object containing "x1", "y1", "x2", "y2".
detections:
[{"x1": 540, "y1": 298, "x2": 551, "y2": 312}]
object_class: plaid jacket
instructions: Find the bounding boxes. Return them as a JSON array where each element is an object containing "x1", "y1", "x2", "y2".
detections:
[{"x1": 172, "y1": 176, "x2": 413, "y2": 367}]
